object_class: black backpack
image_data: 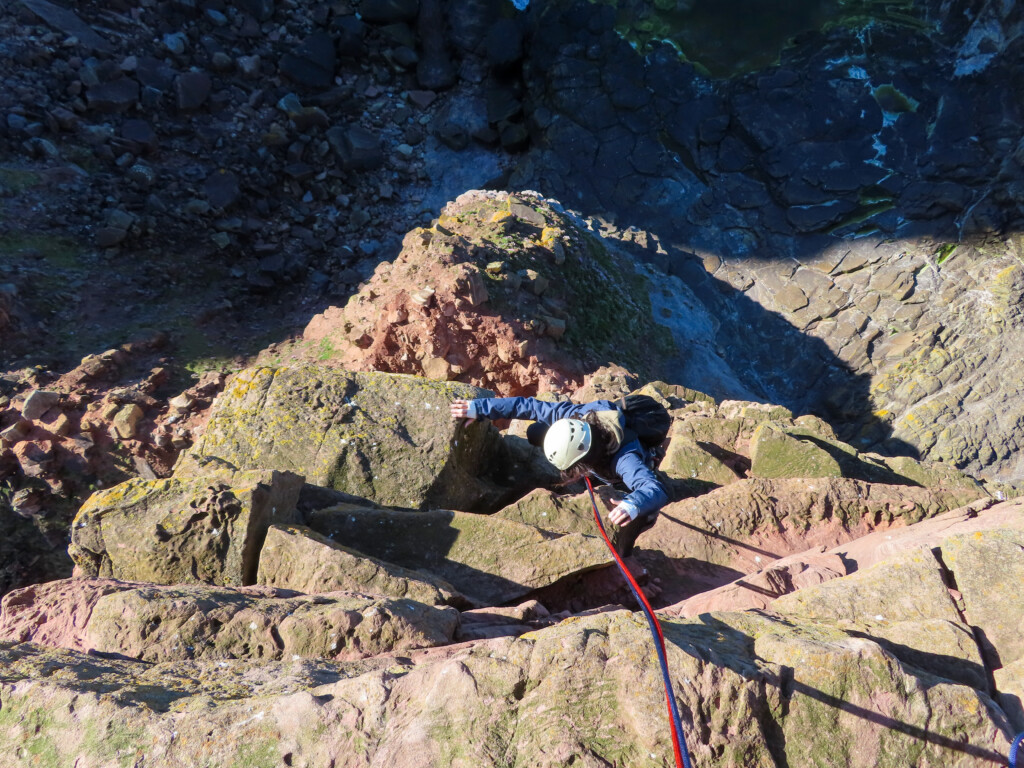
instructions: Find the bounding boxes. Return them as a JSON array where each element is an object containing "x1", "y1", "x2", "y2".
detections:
[{"x1": 617, "y1": 394, "x2": 671, "y2": 448}]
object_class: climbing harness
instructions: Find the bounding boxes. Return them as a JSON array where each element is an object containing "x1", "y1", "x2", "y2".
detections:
[
  {"x1": 1011, "y1": 731, "x2": 1024, "y2": 767},
  {"x1": 585, "y1": 476, "x2": 693, "y2": 768}
]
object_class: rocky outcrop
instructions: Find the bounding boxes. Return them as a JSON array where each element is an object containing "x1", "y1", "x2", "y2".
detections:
[
  {"x1": 0, "y1": 597, "x2": 1015, "y2": 767},
  {"x1": 3, "y1": 366, "x2": 1022, "y2": 766},
  {"x1": 306, "y1": 505, "x2": 612, "y2": 607},
  {"x1": 297, "y1": 189, "x2": 678, "y2": 395}
]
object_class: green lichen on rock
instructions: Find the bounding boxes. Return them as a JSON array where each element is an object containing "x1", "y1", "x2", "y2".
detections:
[
  {"x1": 83, "y1": 581, "x2": 458, "y2": 662},
  {"x1": 940, "y1": 530, "x2": 1024, "y2": 670},
  {"x1": 174, "y1": 365, "x2": 505, "y2": 511},
  {"x1": 749, "y1": 422, "x2": 845, "y2": 479},
  {"x1": 68, "y1": 469, "x2": 303, "y2": 586}
]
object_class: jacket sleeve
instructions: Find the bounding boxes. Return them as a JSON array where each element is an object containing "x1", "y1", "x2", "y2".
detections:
[
  {"x1": 612, "y1": 441, "x2": 669, "y2": 519},
  {"x1": 468, "y1": 397, "x2": 617, "y2": 425}
]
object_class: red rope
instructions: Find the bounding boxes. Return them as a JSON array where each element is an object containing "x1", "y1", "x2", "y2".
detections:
[{"x1": 585, "y1": 477, "x2": 690, "y2": 768}]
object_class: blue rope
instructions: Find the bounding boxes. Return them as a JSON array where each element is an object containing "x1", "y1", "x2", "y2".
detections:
[{"x1": 1010, "y1": 731, "x2": 1024, "y2": 767}]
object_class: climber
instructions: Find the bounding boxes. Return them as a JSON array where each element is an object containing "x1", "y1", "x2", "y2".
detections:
[{"x1": 450, "y1": 396, "x2": 669, "y2": 556}]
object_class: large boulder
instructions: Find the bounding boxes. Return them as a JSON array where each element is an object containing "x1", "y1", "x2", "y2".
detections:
[
  {"x1": 306, "y1": 505, "x2": 612, "y2": 606},
  {"x1": 257, "y1": 524, "x2": 467, "y2": 607},
  {"x1": 659, "y1": 396, "x2": 987, "y2": 492},
  {"x1": 173, "y1": 366, "x2": 509, "y2": 512},
  {"x1": 0, "y1": 579, "x2": 457, "y2": 662},
  {"x1": 68, "y1": 469, "x2": 304, "y2": 586}
]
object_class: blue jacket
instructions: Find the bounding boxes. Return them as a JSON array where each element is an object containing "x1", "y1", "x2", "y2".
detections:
[{"x1": 467, "y1": 397, "x2": 669, "y2": 520}]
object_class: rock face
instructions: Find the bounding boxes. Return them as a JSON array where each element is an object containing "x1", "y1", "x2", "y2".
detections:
[
  {"x1": 1, "y1": 366, "x2": 1022, "y2": 766},
  {"x1": 68, "y1": 469, "x2": 303, "y2": 586},
  {"x1": 173, "y1": 365, "x2": 508, "y2": 512},
  {"x1": 0, "y1": 598, "x2": 1014, "y2": 767},
  {"x1": 502, "y1": 1, "x2": 1024, "y2": 484}
]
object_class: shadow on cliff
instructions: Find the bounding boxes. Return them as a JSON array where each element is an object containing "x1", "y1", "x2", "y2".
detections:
[{"x1": 500, "y1": 0, "x2": 1000, "y2": 460}]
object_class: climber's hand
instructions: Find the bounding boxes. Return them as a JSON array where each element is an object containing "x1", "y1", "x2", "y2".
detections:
[
  {"x1": 450, "y1": 399, "x2": 474, "y2": 425},
  {"x1": 608, "y1": 504, "x2": 633, "y2": 527}
]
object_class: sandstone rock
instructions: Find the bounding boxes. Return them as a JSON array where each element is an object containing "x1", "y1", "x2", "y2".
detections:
[
  {"x1": 995, "y1": 659, "x2": 1024, "y2": 731},
  {"x1": 666, "y1": 547, "x2": 848, "y2": 617},
  {"x1": 299, "y1": 191, "x2": 677, "y2": 397},
  {"x1": 307, "y1": 505, "x2": 612, "y2": 606},
  {"x1": 257, "y1": 524, "x2": 466, "y2": 607},
  {"x1": 940, "y1": 530, "x2": 1024, "y2": 670},
  {"x1": 641, "y1": 477, "x2": 985, "y2": 580},
  {"x1": 174, "y1": 366, "x2": 509, "y2": 512},
  {"x1": 20, "y1": 389, "x2": 60, "y2": 420},
  {"x1": 0, "y1": 607, "x2": 1012, "y2": 767},
  {"x1": 0, "y1": 578, "x2": 457, "y2": 662},
  {"x1": 69, "y1": 469, "x2": 304, "y2": 586},
  {"x1": 111, "y1": 403, "x2": 143, "y2": 438},
  {"x1": 749, "y1": 422, "x2": 843, "y2": 479},
  {"x1": 495, "y1": 486, "x2": 610, "y2": 536}
]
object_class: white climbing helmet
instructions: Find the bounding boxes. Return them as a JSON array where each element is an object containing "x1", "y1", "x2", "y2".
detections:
[{"x1": 543, "y1": 418, "x2": 592, "y2": 470}]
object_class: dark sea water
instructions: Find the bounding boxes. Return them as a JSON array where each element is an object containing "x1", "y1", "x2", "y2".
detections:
[{"x1": 595, "y1": 0, "x2": 924, "y2": 77}]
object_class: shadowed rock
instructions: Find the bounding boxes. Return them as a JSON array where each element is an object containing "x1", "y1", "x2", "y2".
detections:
[
  {"x1": 257, "y1": 523, "x2": 467, "y2": 607},
  {"x1": 307, "y1": 505, "x2": 612, "y2": 606}
]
